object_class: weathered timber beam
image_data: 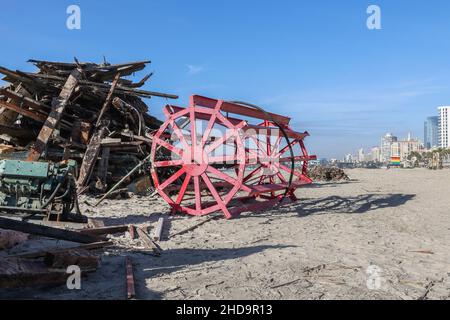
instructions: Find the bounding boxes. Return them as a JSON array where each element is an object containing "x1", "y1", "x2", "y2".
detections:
[
  {"x1": 136, "y1": 226, "x2": 162, "y2": 256},
  {"x1": 0, "y1": 100, "x2": 47, "y2": 123},
  {"x1": 97, "y1": 147, "x2": 110, "y2": 191},
  {"x1": 0, "y1": 100, "x2": 72, "y2": 132},
  {"x1": 125, "y1": 256, "x2": 136, "y2": 299},
  {"x1": 78, "y1": 225, "x2": 128, "y2": 236},
  {"x1": 0, "y1": 259, "x2": 71, "y2": 289},
  {"x1": 96, "y1": 72, "x2": 121, "y2": 128},
  {"x1": 0, "y1": 88, "x2": 52, "y2": 112},
  {"x1": 0, "y1": 217, "x2": 101, "y2": 244},
  {"x1": 19, "y1": 72, "x2": 178, "y2": 99},
  {"x1": 8, "y1": 241, "x2": 113, "y2": 259},
  {"x1": 27, "y1": 69, "x2": 81, "y2": 161},
  {"x1": 77, "y1": 127, "x2": 107, "y2": 188},
  {"x1": 152, "y1": 218, "x2": 165, "y2": 242},
  {"x1": 0, "y1": 84, "x2": 32, "y2": 126},
  {"x1": 119, "y1": 132, "x2": 153, "y2": 144}
]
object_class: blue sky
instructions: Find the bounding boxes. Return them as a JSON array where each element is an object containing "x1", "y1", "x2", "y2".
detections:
[{"x1": 1, "y1": 0, "x2": 450, "y2": 159}]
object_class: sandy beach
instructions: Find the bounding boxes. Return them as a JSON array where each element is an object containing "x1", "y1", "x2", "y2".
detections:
[{"x1": 1, "y1": 168, "x2": 449, "y2": 300}]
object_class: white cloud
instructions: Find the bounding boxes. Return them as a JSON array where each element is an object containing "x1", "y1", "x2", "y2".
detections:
[{"x1": 187, "y1": 64, "x2": 204, "y2": 75}]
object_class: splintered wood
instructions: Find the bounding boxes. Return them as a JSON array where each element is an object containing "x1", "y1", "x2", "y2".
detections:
[
  {"x1": 27, "y1": 69, "x2": 82, "y2": 161},
  {"x1": 152, "y1": 218, "x2": 165, "y2": 242},
  {"x1": 0, "y1": 58, "x2": 177, "y2": 192},
  {"x1": 136, "y1": 226, "x2": 162, "y2": 256}
]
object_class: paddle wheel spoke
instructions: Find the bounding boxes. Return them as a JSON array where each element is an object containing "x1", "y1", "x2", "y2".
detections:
[
  {"x1": 201, "y1": 113, "x2": 217, "y2": 148},
  {"x1": 275, "y1": 140, "x2": 299, "y2": 158},
  {"x1": 193, "y1": 176, "x2": 202, "y2": 211},
  {"x1": 243, "y1": 165, "x2": 263, "y2": 183},
  {"x1": 154, "y1": 159, "x2": 184, "y2": 168},
  {"x1": 277, "y1": 172, "x2": 287, "y2": 183},
  {"x1": 272, "y1": 136, "x2": 282, "y2": 155},
  {"x1": 207, "y1": 166, "x2": 244, "y2": 190},
  {"x1": 206, "y1": 130, "x2": 236, "y2": 155},
  {"x1": 153, "y1": 136, "x2": 183, "y2": 157},
  {"x1": 159, "y1": 167, "x2": 187, "y2": 191},
  {"x1": 201, "y1": 173, "x2": 230, "y2": 218},
  {"x1": 170, "y1": 119, "x2": 190, "y2": 150},
  {"x1": 278, "y1": 163, "x2": 303, "y2": 179},
  {"x1": 176, "y1": 174, "x2": 191, "y2": 205}
]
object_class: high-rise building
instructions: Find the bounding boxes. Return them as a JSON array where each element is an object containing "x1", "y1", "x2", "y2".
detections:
[
  {"x1": 371, "y1": 146, "x2": 381, "y2": 162},
  {"x1": 439, "y1": 107, "x2": 450, "y2": 148},
  {"x1": 380, "y1": 133, "x2": 398, "y2": 163},
  {"x1": 424, "y1": 116, "x2": 439, "y2": 149},
  {"x1": 391, "y1": 134, "x2": 421, "y2": 162},
  {"x1": 358, "y1": 148, "x2": 365, "y2": 163},
  {"x1": 344, "y1": 154, "x2": 354, "y2": 163}
]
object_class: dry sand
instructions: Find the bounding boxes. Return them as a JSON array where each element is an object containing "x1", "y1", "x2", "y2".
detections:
[{"x1": 1, "y1": 168, "x2": 449, "y2": 300}]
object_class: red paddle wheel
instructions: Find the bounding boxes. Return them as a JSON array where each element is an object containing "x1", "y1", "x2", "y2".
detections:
[{"x1": 150, "y1": 95, "x2": 316, "y2": 219}]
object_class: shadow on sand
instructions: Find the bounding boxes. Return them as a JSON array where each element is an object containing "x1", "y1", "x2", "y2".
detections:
[
  {"x1": 303, "y1": 180, "x2": 359, "y2": 189},
  {"x1": 135, "y1": 244, "x2": 295, "y2": 299},
  {"x1": 293, "y1": 193, "x2": 416, "y2": 216}
]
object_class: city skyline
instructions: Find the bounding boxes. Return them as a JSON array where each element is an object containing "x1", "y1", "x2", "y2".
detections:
[{"x1": 343, "y1": 104, "x2": 450, "y2": 162}]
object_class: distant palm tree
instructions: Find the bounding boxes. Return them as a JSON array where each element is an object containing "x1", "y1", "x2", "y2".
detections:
[{"x1": 407, "y1": 148, "x2": 450, "y2": 169}]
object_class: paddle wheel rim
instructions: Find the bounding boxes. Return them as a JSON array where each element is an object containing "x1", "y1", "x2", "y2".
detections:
[
  {"x1": 241, "y1": 121, "x2": 313, "y2": 195},
  {"x1": 150, "y1": 101, "x2": 246, "y2": 219}
]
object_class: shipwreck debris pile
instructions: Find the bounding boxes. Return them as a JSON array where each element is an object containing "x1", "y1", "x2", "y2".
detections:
[{"x1": 0, "y1": 59, "x2": 177, "y2": 193}]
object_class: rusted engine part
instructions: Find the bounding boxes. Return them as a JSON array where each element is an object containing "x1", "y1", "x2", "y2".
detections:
[{"x1": 0, "y1": 159, "x2": 83, "y2": 222}]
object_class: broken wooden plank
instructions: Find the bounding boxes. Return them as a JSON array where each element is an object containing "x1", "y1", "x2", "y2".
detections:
[
  {"x1": 96, "y1": 72, "x2": 121, "y2": 128},
  {"x1": 136, "y1": 226, "x2": 162, "y2": 256},
  {"x1": 0, "y1": 88, "x2": 52, "y2": 112},
  {"x1": 77, "y1": 127, "x2": 107, "y2": 188},
  {"x1": 0, "y1": 100, "x2": 47, "y2": 123},
  {"x1": 119, "y1": 132, "x2": 153, "y2": 144},
  {"x1": 35, "y1": 220, "x2": 89, "y2": 230},
  {"x1": 0, "y1": 217, "x2": 101, "y2": 244},
  {"x1": 44, "y1": 249, "x2": 101, "y2": 270},
  {"x1": 0, "y1": 84, "x2": 31, "y2": 126},
  {"x1": 125, "y1": 256, "x2": 136, "y2": 300},
  {"x1": 152, "y1": 218, "x2": 165, "y2": 242},
  {"x1": 101, "y1": 141, "x2": 143, "y2": 148},
  {"x1": 8, "y1": 241, "x2": 113, "y2": 259},
  {"x1": 27, "y1": 69, "x2": 82, "y2": 161},
  {"x1": 97, "y1": 146, "x2": 110, "y2": 191},
  {"x1": 0, "y1": 258, "x2": 70, "y2": 289},
  {"x1": 128, "y1": 225, "x2": 136, "y2": 240},
  {"x1": 78, "y1": 225, "x2": 129, "y2": 236},
  {"x1": 88, "y1": 218, "x2": 105, "y2": 229},
  {"x1": 408, "y1": 250, "x2": 435, "y2": 255}
]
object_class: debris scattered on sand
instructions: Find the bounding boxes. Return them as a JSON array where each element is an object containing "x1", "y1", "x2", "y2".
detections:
[{"x1": 309, "y1": 166, "x2": 350, "y2": 182}]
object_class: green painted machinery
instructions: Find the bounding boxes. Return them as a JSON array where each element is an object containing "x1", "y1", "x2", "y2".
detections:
[{"x1": 0, "y1": 159, "x2": 83, "y2": 221}]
